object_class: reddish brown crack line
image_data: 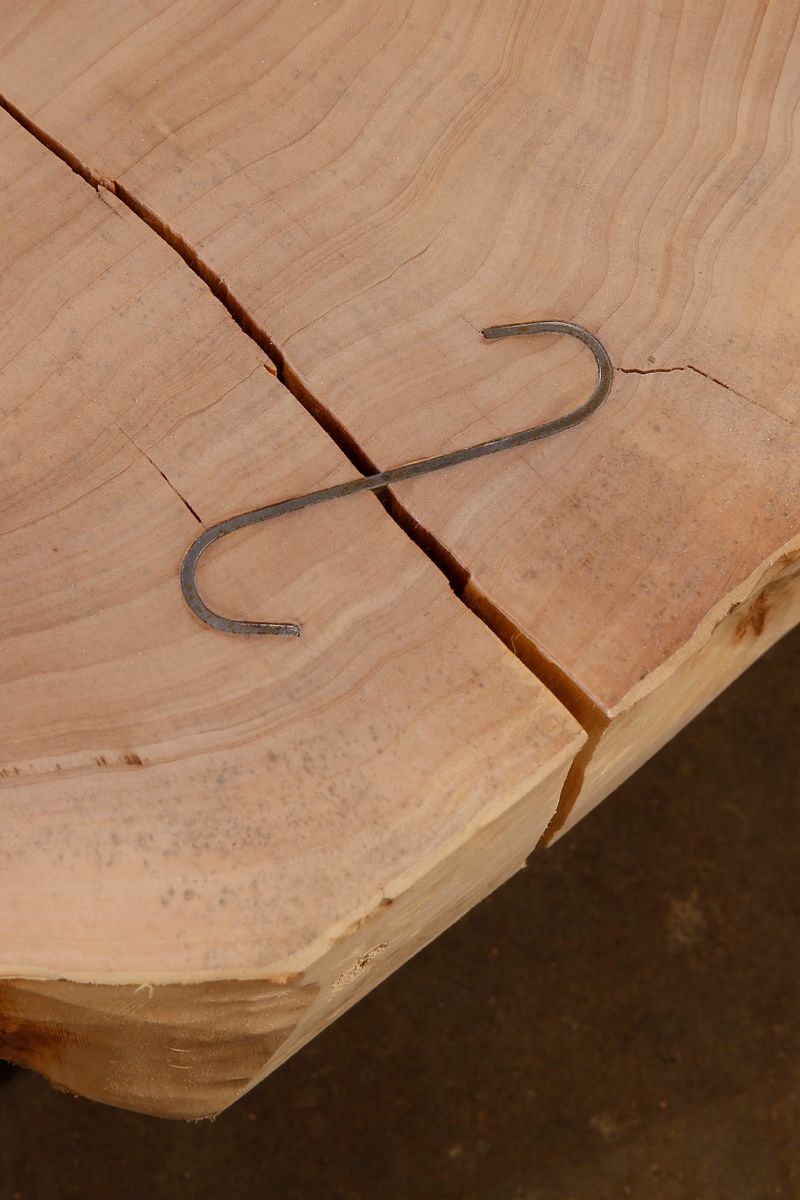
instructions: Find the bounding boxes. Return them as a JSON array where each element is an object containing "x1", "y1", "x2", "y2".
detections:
[
  {"x1": 116, "y1": 425, "x2": 203, "y2": 525},
  {"x1": 0, "y1": 94, "x2": 380, "y2": 482},
  {"x1": 618, "y1": 363, "x2": 747, "y2": 400}
]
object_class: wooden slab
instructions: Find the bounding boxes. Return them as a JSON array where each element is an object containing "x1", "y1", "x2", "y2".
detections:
[
  {"x1": 0, "y1": 111, "x2": 583, "y2": 1115},
  {"x1": 2, "y1": 0, "x2": 799, "y2": 832}
]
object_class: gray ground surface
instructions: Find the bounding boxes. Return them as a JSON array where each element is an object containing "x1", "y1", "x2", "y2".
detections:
[{"x1": 1, "y1": 626, "x2": 798, "y2": 1199}]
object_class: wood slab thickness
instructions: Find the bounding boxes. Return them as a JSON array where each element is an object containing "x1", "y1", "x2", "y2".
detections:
[{"x1": 1, "y1": 0, "x2": 799, "y2": 1114}]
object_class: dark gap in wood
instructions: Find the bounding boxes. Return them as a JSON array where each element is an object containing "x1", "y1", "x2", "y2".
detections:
[{"x1": 540, "y1": 725, "x2": 605, "y2": 845}]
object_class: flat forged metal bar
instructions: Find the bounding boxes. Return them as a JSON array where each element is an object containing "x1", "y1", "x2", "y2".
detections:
[{"x1": 180, "y1": 320, "x2": 614, "y2": 636}]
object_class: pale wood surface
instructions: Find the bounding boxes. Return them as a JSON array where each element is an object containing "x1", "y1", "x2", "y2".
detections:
[
  {"x1": 2, "y1": 0, "x2": 799, "y2": 704},
  {"x1": 0, "y1": 111, "x2": 582, "y2": 1110},
  {"x1": 2, "y1": 0, "x2": 799, "y2": 1115}
]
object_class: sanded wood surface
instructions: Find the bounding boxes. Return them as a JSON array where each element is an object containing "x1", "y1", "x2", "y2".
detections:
[
  {"x1": 0, "y1": 111, "x2": 582, "y2": 1113},
  {"x1": 1, "y1": 0, "x2": 799, "y2": 1115},
  {"x1": 2, "y1": 0, "x2": 799, "y2": 829}
]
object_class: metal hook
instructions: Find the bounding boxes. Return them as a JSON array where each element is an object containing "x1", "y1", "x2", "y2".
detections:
[{"x1": 180, "y1": 319, "x2": 613, "y2": 636}]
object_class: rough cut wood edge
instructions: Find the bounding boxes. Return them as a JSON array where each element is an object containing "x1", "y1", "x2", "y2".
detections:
[
  {"x1": 548, "y1": 541, "x2": 800, "y2": 838},
  {"x1": 0, "y1": 742, "x2": 572, "y2": 1119},
  {"x1": 464, "y1": 535, "x2": 800, "y2": 841}
]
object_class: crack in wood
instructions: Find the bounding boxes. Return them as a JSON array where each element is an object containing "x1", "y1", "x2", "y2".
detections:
[{"x1": 618, "y1": 362, "x2": 747, "y2": 400}]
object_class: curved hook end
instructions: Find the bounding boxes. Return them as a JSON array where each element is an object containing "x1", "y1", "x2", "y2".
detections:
[{"x1": 180, "y1": 531, "x2": 303, "y2": 637}]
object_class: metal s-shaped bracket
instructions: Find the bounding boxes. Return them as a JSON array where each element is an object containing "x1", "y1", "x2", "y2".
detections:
[{"x1": 180, "y1": 319, "x2": 613, "y2": 636}]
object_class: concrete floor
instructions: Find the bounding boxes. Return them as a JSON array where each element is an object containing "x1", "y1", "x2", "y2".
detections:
[{"x1": 1, "y1": 627, "x2": 798, "y2": 1199}]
